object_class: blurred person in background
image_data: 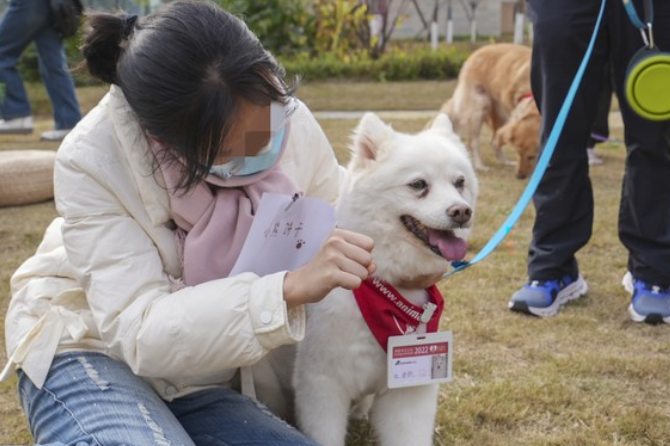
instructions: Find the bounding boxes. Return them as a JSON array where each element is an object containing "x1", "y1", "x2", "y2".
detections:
[{"x1": 0, "y1": 0, "x2": 81, "y2": 140}]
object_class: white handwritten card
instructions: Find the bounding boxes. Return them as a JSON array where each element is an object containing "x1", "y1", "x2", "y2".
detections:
[{"x1": 229, "y1": 193, "x2": 337, "y2": 276}]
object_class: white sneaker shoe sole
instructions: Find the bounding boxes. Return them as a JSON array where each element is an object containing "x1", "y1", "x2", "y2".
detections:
[
  {"x1": 41, "y1": 129, "x2": 72, "y2": 141},
  {"x1": 0, "y1": 116, "x2": 34, "y2": 134},
  {"x1": 622, "y1": 271, "x2": 670, "y2": 324}
]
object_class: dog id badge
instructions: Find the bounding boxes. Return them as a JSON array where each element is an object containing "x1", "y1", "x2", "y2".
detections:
[{"x1": 387, "y1": 331, "x2": 452, "y2": 389}]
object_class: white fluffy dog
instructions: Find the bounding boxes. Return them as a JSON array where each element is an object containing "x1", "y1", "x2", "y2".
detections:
[{"x1": 293, "y1": 112, "x2": 478, "y2": 446}]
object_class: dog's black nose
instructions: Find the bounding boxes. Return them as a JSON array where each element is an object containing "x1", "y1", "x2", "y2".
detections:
[{"x1": 447, "y1": 204, "x2": 472, "y2": 225}]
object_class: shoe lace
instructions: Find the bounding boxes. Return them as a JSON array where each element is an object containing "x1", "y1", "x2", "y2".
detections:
[
  {"x1": 530, "y1": 279, "x2": 560, "y2": 290},
  {"x1": 637, "y1": 281, "x2": 668, "y2": 295}
]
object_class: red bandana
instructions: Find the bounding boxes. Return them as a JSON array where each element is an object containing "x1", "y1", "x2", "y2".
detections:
[{"x1": 353, "y1": 277, "x2": 445, "y2": 352}]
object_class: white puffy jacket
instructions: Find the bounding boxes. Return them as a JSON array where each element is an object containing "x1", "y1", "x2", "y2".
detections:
[{"x1": 1, "y1": 86, "x2": 344, "y2": 400}]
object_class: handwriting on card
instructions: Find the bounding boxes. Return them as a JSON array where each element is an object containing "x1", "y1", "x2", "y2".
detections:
[
  {"x1": 229, "y1": 193, "x2": 337, "y2": 276},
  {"x1": 264, "y1": 220, "x2": 304, "y2": 239}
]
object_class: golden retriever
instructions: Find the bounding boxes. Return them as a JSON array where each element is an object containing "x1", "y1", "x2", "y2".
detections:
[{"x1": 437, "y1": 43, "x2": 540, "y2": 179}]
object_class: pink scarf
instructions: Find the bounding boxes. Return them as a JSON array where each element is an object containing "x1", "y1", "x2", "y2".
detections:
[
  {"x1": 353, "y1": 277, "x2": 444, "y2": 352},
  {"x1": 151, "y1": 132, "x2": 299, "y2": 286}
]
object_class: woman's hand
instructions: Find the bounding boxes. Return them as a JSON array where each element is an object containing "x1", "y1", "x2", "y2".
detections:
[{"x1": 283, "y1": 228, "x2": 376, "y2": 308}]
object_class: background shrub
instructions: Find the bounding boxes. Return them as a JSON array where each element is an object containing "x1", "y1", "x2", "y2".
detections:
[
  {"x1": 216, "y1": 0, "x2": 315, "y2": 57},
  {"x1": 14, "y1": 1, "x2": 471, "y2": 85},
  {"x1": 281, "y1": 45, "x2": 468, "y2": 82}
]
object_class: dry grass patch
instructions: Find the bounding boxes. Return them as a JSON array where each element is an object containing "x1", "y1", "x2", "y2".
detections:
[{"x1": 297, "y1": 80, "x2": 456, "y2": 112}]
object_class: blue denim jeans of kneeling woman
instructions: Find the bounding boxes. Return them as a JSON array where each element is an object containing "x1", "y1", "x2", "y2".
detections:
[{"x1": 17, "y1": 352, "x2": 319, "y2": 446}]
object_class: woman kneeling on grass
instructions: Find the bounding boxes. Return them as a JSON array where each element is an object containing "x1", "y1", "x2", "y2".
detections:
[{"x1": 0, "y1": 1, "x2": 375, "y2": 444}]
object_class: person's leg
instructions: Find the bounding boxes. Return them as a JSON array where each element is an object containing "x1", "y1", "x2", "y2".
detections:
[
  {"x1": 613, "y1": 0, "x2": 670, "y2": 286},
  {"x1": 169, "y1": 387, "x2": 321, "y2": 446},
  {"x1": 18, "y1": 352, "x2": 195, "y2": 445},
  {"x1": 0, "y1": 0, "x2": 47, "y2": 120},
  {"x1": 34, "y1": 26, "x2": 81, "y2": 131},
  {"x1": 587, "y1": 65, "x2": 612, "y2": 165},
  {"x1": 509, "y1": 0, "x2": 608, "y2": 315},
  {"x1": 612, "y1": 0, "x2": 670, "y2": 322},
  {"x1": 589, "y1": 69, "x2": 612, "y2": 146},
  {"x1": 526, "y1": 0, "x2": 608, "y2": 280}
]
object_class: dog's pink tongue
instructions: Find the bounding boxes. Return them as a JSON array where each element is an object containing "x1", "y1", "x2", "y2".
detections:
[{"x1": 428, "y1": 230, "x2": 467, "y2": 260}]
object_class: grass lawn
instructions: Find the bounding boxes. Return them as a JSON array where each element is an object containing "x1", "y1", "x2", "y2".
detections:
[{"x1": 2, "y1": 80, "x2": 668, "y2": 445}]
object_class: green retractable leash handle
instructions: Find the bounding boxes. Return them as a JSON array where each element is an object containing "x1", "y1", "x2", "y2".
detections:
[{"x1": 623, "y1": 0, "x2": 670, "y2": 121}]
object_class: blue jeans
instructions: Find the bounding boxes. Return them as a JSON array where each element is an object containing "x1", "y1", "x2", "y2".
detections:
[
  {"x1": 0, "y1": 0, "x2": 81, "y2": 128},
  {"x1": 17, "y1": 352, "x2": 320, "y2": 446}
]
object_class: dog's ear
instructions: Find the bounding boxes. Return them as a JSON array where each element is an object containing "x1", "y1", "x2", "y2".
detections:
[
  {"x1": 351, "y1": 112, "x2": 394, "y2": 163},
  {"x1": 428, "y1": 112, "x2": 455, "y2": 137},
  {"x1": 492, "y1": 123, "x2": 514, "y2": 149}
]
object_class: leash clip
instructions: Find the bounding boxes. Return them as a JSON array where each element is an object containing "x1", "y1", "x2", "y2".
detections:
[
  {"x1": 450, "y1": 260, "x2": 469, "y2": 270},
  {"x1": 646, "y1": 22, "x2": 655, "y2": 48},
  {"x1": 638, "y1": 23, "x2": 654, "y2": 48},
  {"x1": 420, "y1": 302, "x2": 437, "y2": 324},
  {"x1": 622, "y1": 0, "x2": 655, "y2": 48}
]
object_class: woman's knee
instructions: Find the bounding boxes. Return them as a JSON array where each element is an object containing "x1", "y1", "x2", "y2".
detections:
[{"x1": 19, "y1": 353, "x2": 195, "y2": 446}]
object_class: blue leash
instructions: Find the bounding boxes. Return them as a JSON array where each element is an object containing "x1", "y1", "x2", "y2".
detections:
[
  {"x1": 444, "y1": 0, "x2": 608, "y2": 278},
  {"x1": 622, "y1": 0, "x2": 648, "y2": 30}
]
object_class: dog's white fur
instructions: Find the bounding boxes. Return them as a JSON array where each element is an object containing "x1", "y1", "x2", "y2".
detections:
[{"x1": 291, "y1": 113, "x2": 478, "y2": 446}]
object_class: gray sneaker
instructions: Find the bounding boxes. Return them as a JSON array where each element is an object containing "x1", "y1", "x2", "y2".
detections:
[
  {"x1": 622, "y1": 271, "x2": 670, "y2": 324},
  {"x1": 0, "y1": 116, "x2": 33, "y2": 134},
  {"x1": 587, "y1": 147, "x2": 604, "y2": 166},
  {"x1": 509, "y1": 274, "x2": 588, "y2": 317},
  {"x1": 41, "y1": 128, "x2": 72, "y2": 141}
]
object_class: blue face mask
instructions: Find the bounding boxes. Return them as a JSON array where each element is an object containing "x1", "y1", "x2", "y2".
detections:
[
  {"x1": 209, "y1": 100, "x2": 296, "y2": 180},
  {"x1": 209, "y1": 126, "x2": 286, "y2": 179}
]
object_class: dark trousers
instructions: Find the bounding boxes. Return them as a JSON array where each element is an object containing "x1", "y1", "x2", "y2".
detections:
[
  {"x1": 588, "y1": 62, "x2": 613, "y2": 147},
  {"x1": 528, "y1": 0, "x2": 670, "y2": 285}
]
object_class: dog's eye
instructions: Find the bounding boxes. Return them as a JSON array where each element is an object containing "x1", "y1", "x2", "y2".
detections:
[
  {"x1": 408, "y1": 179, "x2": 428, "y2": 190},
  {"x1": 454, "y1": 177, "x2": 465, "y2": 190}
]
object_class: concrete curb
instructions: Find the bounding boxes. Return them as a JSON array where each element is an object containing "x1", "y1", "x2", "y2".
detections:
[
  {"x1": 313, "y1": 110, "x2": 624, "y2": 129},
  {"x1": 312, "y1": 110, "x2": 437, "y2": 120}
]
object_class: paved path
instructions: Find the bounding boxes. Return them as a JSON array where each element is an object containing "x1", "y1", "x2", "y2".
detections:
[
  {"x1": 313, "y1": 110, "x2": 624, "y2": 130},
  {"x1": 313, "y1": 110, "x2": 437, "y2": 121}
]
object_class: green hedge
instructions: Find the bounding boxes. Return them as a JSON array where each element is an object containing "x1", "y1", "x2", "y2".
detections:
[{"x1": 280, "y1": 46, "x2": 468, "y2": 82}]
